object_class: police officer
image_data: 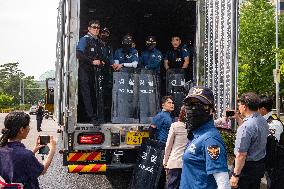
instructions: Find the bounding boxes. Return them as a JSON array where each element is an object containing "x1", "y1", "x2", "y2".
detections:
[
  {"x1": 258, "y1": 96, "x2": 283, "y2": 189},
  {"x1": 180, "y1": 86, "x2": 230, "y2": 189},
  {"x1": 258, "y1": 96, "x2": 283, "y2": 141},
  {"x1": 230, "y1": 92, "x2": 269, "y2": 189},
  {"x1": 149, "y1": 95, "x2": 175, "y2": 188},
  {"x1": 36, "y1": 102, "x2": 44, "y2": 132},
  {"x1": 76, "y1": 20, "x2": 104, "y2": 125},
  {"x1": 100, "y1": 27, "x2": 113, "y2": 122},
  {"x1": 164, "y1": 36, "x2": 189, "y2": 71},
  {"x1": 149, "y1": 96, "x2": 175, "y2": 143},
  {"x1": 113, "y1": 34, "x2": 139, "y2": 71},
  {"x1": 140, "y1": 36, "x2": 162, "y2": 73}
]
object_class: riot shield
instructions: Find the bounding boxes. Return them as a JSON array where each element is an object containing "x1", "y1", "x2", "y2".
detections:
[
  {"x1": 130, "y1": 139, "x2": 165, "y2": 189},
  {"x1": 166, "y1": 69, "x2": 186, "y2": 117},
  {"x1": 112, "y1": 68, "x2": 139, "y2": 123},
  {"x1": 94, "y1": 67, "x2": 104, "y2": 122},
  {"x1": 139, "y1": 69, "x2": 159, "y2": 124}
]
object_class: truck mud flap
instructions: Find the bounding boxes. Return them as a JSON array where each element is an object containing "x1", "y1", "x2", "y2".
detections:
[{"x1": 68, "y1": 164, "x2": 135, "y2": 173}]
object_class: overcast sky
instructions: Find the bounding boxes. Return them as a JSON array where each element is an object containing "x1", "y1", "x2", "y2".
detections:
[{"x1": 0, "y1": 0, "x2": 59, "y2": 80}]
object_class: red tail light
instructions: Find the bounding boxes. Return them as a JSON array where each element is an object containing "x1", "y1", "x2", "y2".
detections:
[{"x1": 78, "y1": 133, "x2": 104, "y2": 144}]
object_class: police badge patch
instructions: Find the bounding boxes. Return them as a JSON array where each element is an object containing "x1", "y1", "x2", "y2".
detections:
[{"x1": 207, "y1": 145, "x2": 220, "y2": 160}]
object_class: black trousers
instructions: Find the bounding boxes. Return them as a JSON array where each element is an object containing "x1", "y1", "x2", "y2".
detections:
[
  {"x1": 166, "y1": 168, "x2": 182, "y2": 189},
  {"x1": 78, "y1": 68, "x2": 97, "y2": 122},
  {"x1": 235, "y1": 159, "x2": 265, "y2": 189},
  {"x1": 36, "y1": 118, "x2": 43, "y2": 131}
]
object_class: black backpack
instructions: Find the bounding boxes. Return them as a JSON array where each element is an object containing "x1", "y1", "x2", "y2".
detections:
[{"x1": 266, "y1": 134, "x2": 278, "y2": 169}]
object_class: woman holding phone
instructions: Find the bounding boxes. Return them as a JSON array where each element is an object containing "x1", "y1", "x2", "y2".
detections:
[{"x1": 0, "y1": 111, "x2": 56, "y2": 189}]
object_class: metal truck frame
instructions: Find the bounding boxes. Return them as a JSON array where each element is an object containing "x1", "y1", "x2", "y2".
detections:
[{"x1": 55, "y1": 0, "x2": 239, "y2": 174}]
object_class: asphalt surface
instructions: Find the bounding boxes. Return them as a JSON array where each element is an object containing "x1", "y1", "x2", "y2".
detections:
[
  {"x1": 0, "y1": 113, "x2": 268, "y2": 189},
  {"x1": 0, "y1": 113, "x2": 132, "y2": 189}
]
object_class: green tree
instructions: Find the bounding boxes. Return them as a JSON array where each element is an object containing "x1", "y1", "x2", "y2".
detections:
[
  {"x1": 0, "y1": 92, "x2": 14, "y2": 108},
  {"x1": 238, "y1": 0, "x2": 284, "y2": 95},
  {"x1": 0, "y1": 62, "x2": 44, "y2": 106}
]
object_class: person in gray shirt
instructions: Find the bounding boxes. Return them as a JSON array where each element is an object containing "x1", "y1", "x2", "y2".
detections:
[{"x1": 230, "y1": 92, "x2": 269, "y2": 189}]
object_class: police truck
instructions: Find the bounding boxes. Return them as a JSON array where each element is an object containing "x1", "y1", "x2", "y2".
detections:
[{"x1": 55, "y1": 0, "x2": 239, "y2": 174}]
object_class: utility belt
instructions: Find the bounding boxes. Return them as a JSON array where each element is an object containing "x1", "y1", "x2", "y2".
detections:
[{"x1": 245, "y1": 157, "x2": 265, "y2": 165}]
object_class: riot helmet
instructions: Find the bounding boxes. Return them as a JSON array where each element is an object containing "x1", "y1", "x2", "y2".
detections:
[
  {"x1": 183, "y1": 86, "x2": 215, "y2": 134},
  {"x1": 122, "y1": 34, "x2": 133, "y2": 46},
  {"x1": 122, "y1": 34, "x2": 133, "y2": 53},
  {"x1": 100, "y1": 27, "x2": 110, "y2": 42},
  {"x1": 146, "y1": 36, "x2": 157, "y2": 50}
]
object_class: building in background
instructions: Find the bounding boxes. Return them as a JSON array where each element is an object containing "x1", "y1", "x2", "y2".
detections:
[{"x1": 271, "y1": 0, "x2": 284, "y2": 14}]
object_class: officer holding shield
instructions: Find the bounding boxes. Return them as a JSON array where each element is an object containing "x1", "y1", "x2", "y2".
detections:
[{"x1": 180, "y1": 86, "x2": 230, "y2": 189}]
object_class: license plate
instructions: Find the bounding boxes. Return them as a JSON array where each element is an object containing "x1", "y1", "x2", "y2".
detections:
[{"x1": 126, "y1": 131, "x2": 149, "y2": 145}]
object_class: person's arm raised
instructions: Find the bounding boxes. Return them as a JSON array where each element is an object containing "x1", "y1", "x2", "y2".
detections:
[{"x1": 41, "y1": 136, "x2": 56, "y2": 175}]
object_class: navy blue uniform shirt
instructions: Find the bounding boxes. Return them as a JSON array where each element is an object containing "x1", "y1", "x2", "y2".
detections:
[
  {"x1": 140, "y1": 48, "x2": 162, "y2": 73},
  {"x1": 101, "y1": 41, "x2": 114, "y2": 65},
  {"x1": 76, "y1": 33, "x2": 103, "y2": 71},
  {"x1": 164, "y1": 46, "x2": 189, "y2": 69},
  {"x1": 151, "y1": 110, "x2": 174, "y2": 143},
  {"x1": 180, "y1": 120, "x2": 228, "y2": 189},
  {"x1": 0, "y1": 142, "x2": 44, "y2": 188},
  {"x1": 113, "y1": 48, "x2": 139, "y2": 64}
]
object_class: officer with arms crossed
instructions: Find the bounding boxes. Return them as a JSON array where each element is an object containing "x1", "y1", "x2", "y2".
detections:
[
  {"x1": 230, "y1": 92, "x2": 269, "y2": 189},
  {"x1": 164, "y1": 36, "x2": 189, "y2": 71},
  {"x1": 140, "y1": 36, "x2": 162, "y2": 73},
  {"x1": 76, "y1": 20, "x2": 104, "y2": 125},
  {"x1": 113, "y1": 34, "x2": 139, "y2": 71},
  {"x1": 180, "y1": 86, "x2": 230, "y2": 189}
]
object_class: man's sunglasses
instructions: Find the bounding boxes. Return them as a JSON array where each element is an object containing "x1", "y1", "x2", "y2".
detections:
[{"x1": 91, "y1": 26, "x2": 100, "y2": 30}]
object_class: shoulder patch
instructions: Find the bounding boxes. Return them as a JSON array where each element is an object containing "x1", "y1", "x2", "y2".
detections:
[{"x1": 207, "y1": 145, "x2": 220, "y2": 160}]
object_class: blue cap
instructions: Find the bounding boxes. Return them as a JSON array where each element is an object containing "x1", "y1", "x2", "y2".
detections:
[{"x1": 184, "y1": 86, "x2": 214, "y2": 105}]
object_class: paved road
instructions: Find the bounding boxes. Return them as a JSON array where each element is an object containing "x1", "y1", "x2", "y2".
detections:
[
  {"x1": 0, "y1": 113, "x2": 131, "y2": 189},
  {"x1": 0, "y1": 113, "x2": 268, "y2": 189}
]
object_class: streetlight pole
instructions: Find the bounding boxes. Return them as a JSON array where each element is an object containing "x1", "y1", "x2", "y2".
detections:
[
  {"x1": 19, "y1": 78, "x2": 22, "y2": 105},
  {"x1": 276, "y1": 0, "x2": 280, "y2": 117},
  {"x1": 22, "y1": 79, "x2": 25, "y2": 104}
]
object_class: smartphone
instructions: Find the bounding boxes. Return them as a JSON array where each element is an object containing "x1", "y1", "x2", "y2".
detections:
[
  {"x1": 226, "y1": 110, "x2": 235, "y2": 117},
  {"x1": 39, "y1": 135, "x2": 50, "y2": 155},
  {"x1": 39, "y1": 135, "x2": 50, "y2": 145}
]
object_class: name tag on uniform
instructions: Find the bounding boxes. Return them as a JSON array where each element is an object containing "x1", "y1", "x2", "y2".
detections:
[
  {"x1": 176, "y1": 58, "x2": 182, "y2": 62},
  {"x1": 188, "y1": 143, "x2": 196, "y2": 154},
  {"x1": 91, "y1": 48, "x2": 94, "y2": 52}
]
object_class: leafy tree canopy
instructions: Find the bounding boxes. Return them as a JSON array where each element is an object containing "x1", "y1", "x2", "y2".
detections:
[{"x1": 238, "y1": 0, "x2": 284, "y2": 95}]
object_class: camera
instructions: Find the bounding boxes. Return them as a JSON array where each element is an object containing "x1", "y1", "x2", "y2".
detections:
[
  {"x1": 39, "y1": 135, "x2": 50, "y2": 155},
  {"x1": 226, "y1": 110, "x2": 235, "y2": 117}
]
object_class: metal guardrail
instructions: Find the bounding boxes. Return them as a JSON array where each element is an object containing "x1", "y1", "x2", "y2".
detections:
[{"x1": 0, "y1": 108, "x2": 14, "y2": 113}]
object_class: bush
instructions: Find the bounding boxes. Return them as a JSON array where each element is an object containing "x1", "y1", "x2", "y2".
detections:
[{"x1": 219, "y1": 129, "x2": 236, "y2": 155}]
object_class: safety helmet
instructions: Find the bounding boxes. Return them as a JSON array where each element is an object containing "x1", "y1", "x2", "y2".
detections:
[
  {"x1": 122, "y1": 35, "x2": 133, "y2": 45},
  {"x1": 101, "y1": 27, "x2": 110, "y2": 35},
  {"x1": 146, "y1": 36, "x2": 157, "y2": 45}
]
